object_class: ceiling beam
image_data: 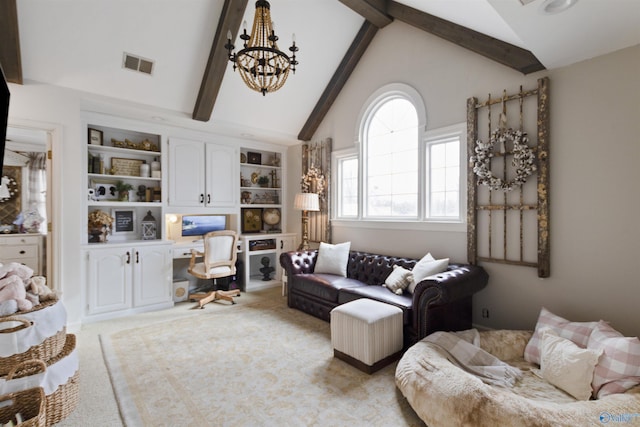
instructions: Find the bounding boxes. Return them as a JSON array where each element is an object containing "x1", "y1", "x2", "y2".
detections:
[
  {"x1": 338, "y1": 0, "x2": 392, "y2": 28},
  {"x1": 298, "y1": 21, "x2": 378, "y2": 141},
  {"x1": 192, "y1": 0, "x2": 248, "y2": 122},
  {"x1": 387, "y1": 1, "x2": 544, "y2": 75},
  {"x1": 0, "y1": 0, "x2": 23, "y2": 84}
]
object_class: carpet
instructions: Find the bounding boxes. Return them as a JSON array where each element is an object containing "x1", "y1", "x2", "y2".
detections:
[{"x1": 100, "y1": 294, "x2": 424, "y2": 427}]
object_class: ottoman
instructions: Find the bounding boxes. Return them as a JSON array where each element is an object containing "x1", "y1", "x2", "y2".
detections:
[{"x1": 330, "y1": 298, "x2": 404, "y2": 374}]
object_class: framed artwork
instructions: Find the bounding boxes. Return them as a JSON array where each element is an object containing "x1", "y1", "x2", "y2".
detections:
[
  {"x1": 93, "y1": 182, "x2": 118, "y2": 200},
  {"x1": 88, "y1": 128, "x2": 103, "y2": 145},
  {"x1": 242, "y1": 208, "x2": 263, "y2": 233},
  {"x1": 111, "y1": 208, "x2": 136, "y2": 236},
  {"x1": 247, "y1": 151, "x2": 262, "y2": 165},
  {"x1": 111, "y1": 157, "x2": 143, "y2": 176}
]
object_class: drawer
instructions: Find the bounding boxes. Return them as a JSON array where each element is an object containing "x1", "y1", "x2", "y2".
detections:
[
  {"x1": 0, "y1": 235, "x2": 41, "y2": 245},
  {"x1": 0, "y1": 244, "x2": 38, "y2": 259}
]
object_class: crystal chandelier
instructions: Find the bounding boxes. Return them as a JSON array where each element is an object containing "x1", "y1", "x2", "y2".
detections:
[{"x1": 225, "y1": 0, "x2": 298, "y2": 96}]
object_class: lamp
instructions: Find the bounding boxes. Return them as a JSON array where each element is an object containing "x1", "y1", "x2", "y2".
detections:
[
  {"x1": 225, "y1": 0, "x2": 298, "y2": 96},
  {"x1": 294, "y1": 192, "x2": 319, "y2": 251}
]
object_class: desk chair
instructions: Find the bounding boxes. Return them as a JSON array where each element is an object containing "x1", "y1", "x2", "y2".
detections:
[{"x1": 187, "y1": 230, "x2": 240, "y2": 308}]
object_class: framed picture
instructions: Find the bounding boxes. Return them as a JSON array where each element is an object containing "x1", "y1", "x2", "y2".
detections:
[
  {"x1": 247, "y1": 151, "x2": 262, "y2": 165},
  {"x1": 111, "y1": 208, "x2": 136, "y2": 236},
  {"x1": 88, "y1": 128, "x2": 103, "y2": 145},
  {"x1": 111, "y1": 157, "x2": 143, "y2": 177},
  {"x1": 242, "y1": 208, "x2": 263, "y2": 233},
  {"x1": 93, "y1": 182, "x2": 118, "y2": 200}
]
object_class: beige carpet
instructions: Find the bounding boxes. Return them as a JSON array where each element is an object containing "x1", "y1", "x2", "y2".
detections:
[{"x1": 100, "y1": 294, "x2": 424, "y2": 427}]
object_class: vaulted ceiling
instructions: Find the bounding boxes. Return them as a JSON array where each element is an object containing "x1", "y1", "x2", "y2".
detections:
[{"x1": 2, "y1": 0, "x2": 639, "y2": 145}]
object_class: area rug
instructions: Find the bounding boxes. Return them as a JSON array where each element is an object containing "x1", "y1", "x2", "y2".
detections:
[{"x1": 100, "y1": 296, "x2": 424, "y2": 427}]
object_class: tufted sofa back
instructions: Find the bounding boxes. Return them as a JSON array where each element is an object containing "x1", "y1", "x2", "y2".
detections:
[{"x1": 346, "y1": 251, "x2": 418, "y2": 285}]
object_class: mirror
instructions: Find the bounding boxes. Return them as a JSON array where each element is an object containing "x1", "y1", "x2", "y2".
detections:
[{"x1": 2, "y1": 126, "x2": 49, "y2": 278}]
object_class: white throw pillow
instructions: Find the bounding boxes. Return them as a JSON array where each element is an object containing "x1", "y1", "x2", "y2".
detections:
[
  {"x1": 314, "y1": 241, "x2": 351, "y2": 277},
  {"x1": 383, "y1": 265, "x2": 413, "y2": 295},
  {"x1": 539, "y1": 328, "x2": 603, "y2": 401},
  {"x1": 407, "y1": 253, "x2": 449, "y2": 293}
]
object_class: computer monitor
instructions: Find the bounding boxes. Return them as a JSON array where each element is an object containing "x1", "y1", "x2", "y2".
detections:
[{"x1": 181, "y1": 215, "x2": 226, "y2": 237}]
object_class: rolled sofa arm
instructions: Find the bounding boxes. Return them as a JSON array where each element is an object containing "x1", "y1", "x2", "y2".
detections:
[
  {"x1": 411, "y1": 263, "x2": 489, "y2": 341},
  {"x1": 279, "y1": 250, "x2": 318, "y2": 276}
]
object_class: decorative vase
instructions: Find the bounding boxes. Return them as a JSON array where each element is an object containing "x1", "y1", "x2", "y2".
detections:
[{"x1": 89, "y1": 226, "x2": 109, "y2": 243}]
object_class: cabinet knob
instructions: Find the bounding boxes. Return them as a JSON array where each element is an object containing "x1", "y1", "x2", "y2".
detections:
[
  {"x1": 136, "y1": 251, "x2": 139, "y2": 263},
  {"x1": 199, "y1": 194, "x2": 204, "y2": 203},
  {"x1": 19, "y1": 250, "x2": 26, "y2": 254},
  {"x1": 207, "y1": 194, "x2": 211, "y2": 204},
  {"x1": 126, "y1": 251, "x2": 131, "y2": 264}
]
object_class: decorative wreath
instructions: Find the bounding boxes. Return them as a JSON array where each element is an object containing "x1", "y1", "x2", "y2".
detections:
[
  {"x1": 301, "y1": 166, "x2": 326, "y2": 197},
  {"x1": 470, "y1": 128, "x2": 536, "y2": 192}
]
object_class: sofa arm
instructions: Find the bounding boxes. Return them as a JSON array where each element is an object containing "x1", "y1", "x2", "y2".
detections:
[
  {"x1": 279, "y1": 250, "x2": 319, "y2": 276},
  {"x1": 411, "y1": 264, "x2": 489, "y2": 340}
]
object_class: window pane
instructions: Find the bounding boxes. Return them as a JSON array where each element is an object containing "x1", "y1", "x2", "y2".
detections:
[
  {"x1": 339, "y1": 157, "x2": 358, "y2": 217},
  {"x1": 365, "y1": 97, "x2": 418, "y2": 219},
  {"x1": 427, "y1": 137, "x2": 460, "y2": 219}
]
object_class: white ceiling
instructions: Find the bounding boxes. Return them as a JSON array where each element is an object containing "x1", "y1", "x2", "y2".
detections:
[{"x1": 14, "y1": 0, "x2": 640, "y2": 145}]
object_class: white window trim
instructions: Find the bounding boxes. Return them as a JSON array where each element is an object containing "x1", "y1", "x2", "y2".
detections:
[
  {"x1": 423, "y1": 122, "x2": 467, "y2": 223},
  {"x1": 331, "y1": 147, "x2": 359, "y2": 219}
]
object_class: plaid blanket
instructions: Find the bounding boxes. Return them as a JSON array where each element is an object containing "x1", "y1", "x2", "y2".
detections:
[{"x1": 424, "y1": 329, "x2": 522, "y2": 388}]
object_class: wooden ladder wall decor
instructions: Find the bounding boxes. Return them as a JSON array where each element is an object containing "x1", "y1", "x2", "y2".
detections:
[
  {"x1": 467, "y1": 77, "x2": 550, "y2": 277},
  {"x1": 301, "y1": 138, "x2": 332, "y2": 244}
]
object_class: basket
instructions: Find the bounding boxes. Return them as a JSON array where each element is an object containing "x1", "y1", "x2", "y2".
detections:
[
  {"x1": 0, "y1": 387, "x2": 46, "y2": 427},
  {"x1": 4, "y1": 334, "x2": 79, "y2": 426},
  {"x1": 0, "y1": 299, "x2": 67, "y2": 376}
]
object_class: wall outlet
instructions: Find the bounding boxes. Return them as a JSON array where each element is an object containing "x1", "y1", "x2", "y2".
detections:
[{"x1": 481, "y1": 308, "x2": 490, "y2": 318}]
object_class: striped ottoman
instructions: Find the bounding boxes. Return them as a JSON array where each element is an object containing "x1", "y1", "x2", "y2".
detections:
[{"x1": 330, "y1": 298, "x2": 403, "y2": 374}]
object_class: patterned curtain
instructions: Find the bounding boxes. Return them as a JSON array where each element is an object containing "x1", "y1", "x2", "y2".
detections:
[
  {"x1": 27, "y1": 152, "x2": 47, "y2": 233},
  {"x1": 301, "y1": 138, "x2": 332, "y2": 243}
]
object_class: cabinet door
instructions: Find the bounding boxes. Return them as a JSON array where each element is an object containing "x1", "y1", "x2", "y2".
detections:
[
  {"x1": 133, "y1": 244, "x2": 173, "y2": 307},
  {"x1": 205, "y1": 143, "x2": 236, "y2": 206},
  {"x1": 86, "y1": 248, "x2": 132, "y2": 315},
  {"x1": 168, "y1": 138, "x2": 206, "y2": 206}
]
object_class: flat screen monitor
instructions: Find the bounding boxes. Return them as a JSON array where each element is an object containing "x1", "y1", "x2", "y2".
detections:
[{"x1": 181, "y1": 215, "x2": 226, "y2": 237}]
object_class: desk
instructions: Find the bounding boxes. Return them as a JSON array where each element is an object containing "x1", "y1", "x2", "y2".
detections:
[
  {"x1": 172, "y1": 239, "x2": 243, "y2": 259},
  {"x1": 171, "y1": 239, "x2": 244, "y2": 292}
]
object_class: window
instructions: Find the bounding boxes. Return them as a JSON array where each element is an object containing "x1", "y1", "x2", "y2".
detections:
[{"x1": 333, "y1": 84, "x2": 465, "y2": 227}]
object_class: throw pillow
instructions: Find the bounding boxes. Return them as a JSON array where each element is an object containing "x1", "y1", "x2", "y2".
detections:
[
  {"x1": 407, "y1": 253, "x2": 449, "y2": 294},
  {"x1": 588, "y1": 321, "x2": 640, "y2": 398},
  {"x1": 524, "y1": 307, "x2": 599, "y2": 365},
  {"x1": 313, "y1": 241, "x2": 351, "y2": 277},
  {"x1": 538, "y1": 328, "x2": 603, "y2": 401},
  {"x1": 383, "y1": 265, "x2": 413, "y2": 295}
]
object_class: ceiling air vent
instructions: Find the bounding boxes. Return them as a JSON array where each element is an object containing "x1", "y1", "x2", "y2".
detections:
[
  {"x1": 518, "y1": 0, "x2": 536, "y2": 4},
  {"x1": 122, "y1": 52, "x2": 154, "y2": 75}
]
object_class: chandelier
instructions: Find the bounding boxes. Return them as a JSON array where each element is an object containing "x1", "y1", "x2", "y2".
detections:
[{"x1": 225, "y1": 0, "x2": 298, "y2": 96}]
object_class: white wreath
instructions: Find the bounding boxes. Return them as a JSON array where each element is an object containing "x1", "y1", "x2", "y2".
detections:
[{"x1": 471, "y1": 128, "x2": 536, "y2": 191}]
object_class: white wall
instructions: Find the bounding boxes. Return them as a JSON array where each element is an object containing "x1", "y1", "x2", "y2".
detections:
[{"x1": 307, "y1": 21, "x2": 640, "y2": 337}]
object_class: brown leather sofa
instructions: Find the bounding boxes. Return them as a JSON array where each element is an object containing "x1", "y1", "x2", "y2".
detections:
[{"x1": 280, "y1": 250, "x2": 489, "y2": 347}]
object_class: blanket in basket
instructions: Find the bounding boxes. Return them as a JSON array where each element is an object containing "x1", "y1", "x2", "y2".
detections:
[{"x1": 424, "y1": 329, "x2": 522, "y2": 388}]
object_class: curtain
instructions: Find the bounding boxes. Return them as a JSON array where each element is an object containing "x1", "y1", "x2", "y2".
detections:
[{"x1": 27, "y1": 152, "x2": 47, "y2": 234}]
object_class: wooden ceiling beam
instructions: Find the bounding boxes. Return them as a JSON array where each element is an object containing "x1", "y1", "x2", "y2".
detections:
[
  {"x1": 298, "y1": 21, "x2": 378, "y2": 141},
  {"x1": 0, "y1": 0, "x2": 23, "y2": 84},
  {"x1": 338, "y1": 0, "x2": 392, "y2": 28},
  {"x1": 387, "y1": 1, "x2": 545, "y2": 75},
  {"x1": 192, "y1": 0, "x2": 248, "y2": 122}
]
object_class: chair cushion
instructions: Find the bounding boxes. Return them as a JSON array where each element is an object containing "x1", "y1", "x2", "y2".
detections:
[{"x1": 190, "y1": 263, "x2": 233, "y2": 278}]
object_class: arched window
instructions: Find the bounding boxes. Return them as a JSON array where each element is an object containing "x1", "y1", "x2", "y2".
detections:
[
  {"x1": 333, "y1": 83, "x2": 464, "y2": 225},
  {"x1": 360, "y1": 84, "x2": 423, "y2": 219}
]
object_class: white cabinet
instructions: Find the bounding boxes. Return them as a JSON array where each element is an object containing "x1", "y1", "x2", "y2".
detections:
[
  {"x1": 85, "y1": 242, "x2": 173, "y2": 319},
  {"x1": 241, "y1": 233, "x2": 296, "y2": 292},
  {"x1": 0, "y1": 234, "x2": 45, "y2": 275},
  {"x1": 168, "y1": 138, "x2": 236, "y2": 208}
]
